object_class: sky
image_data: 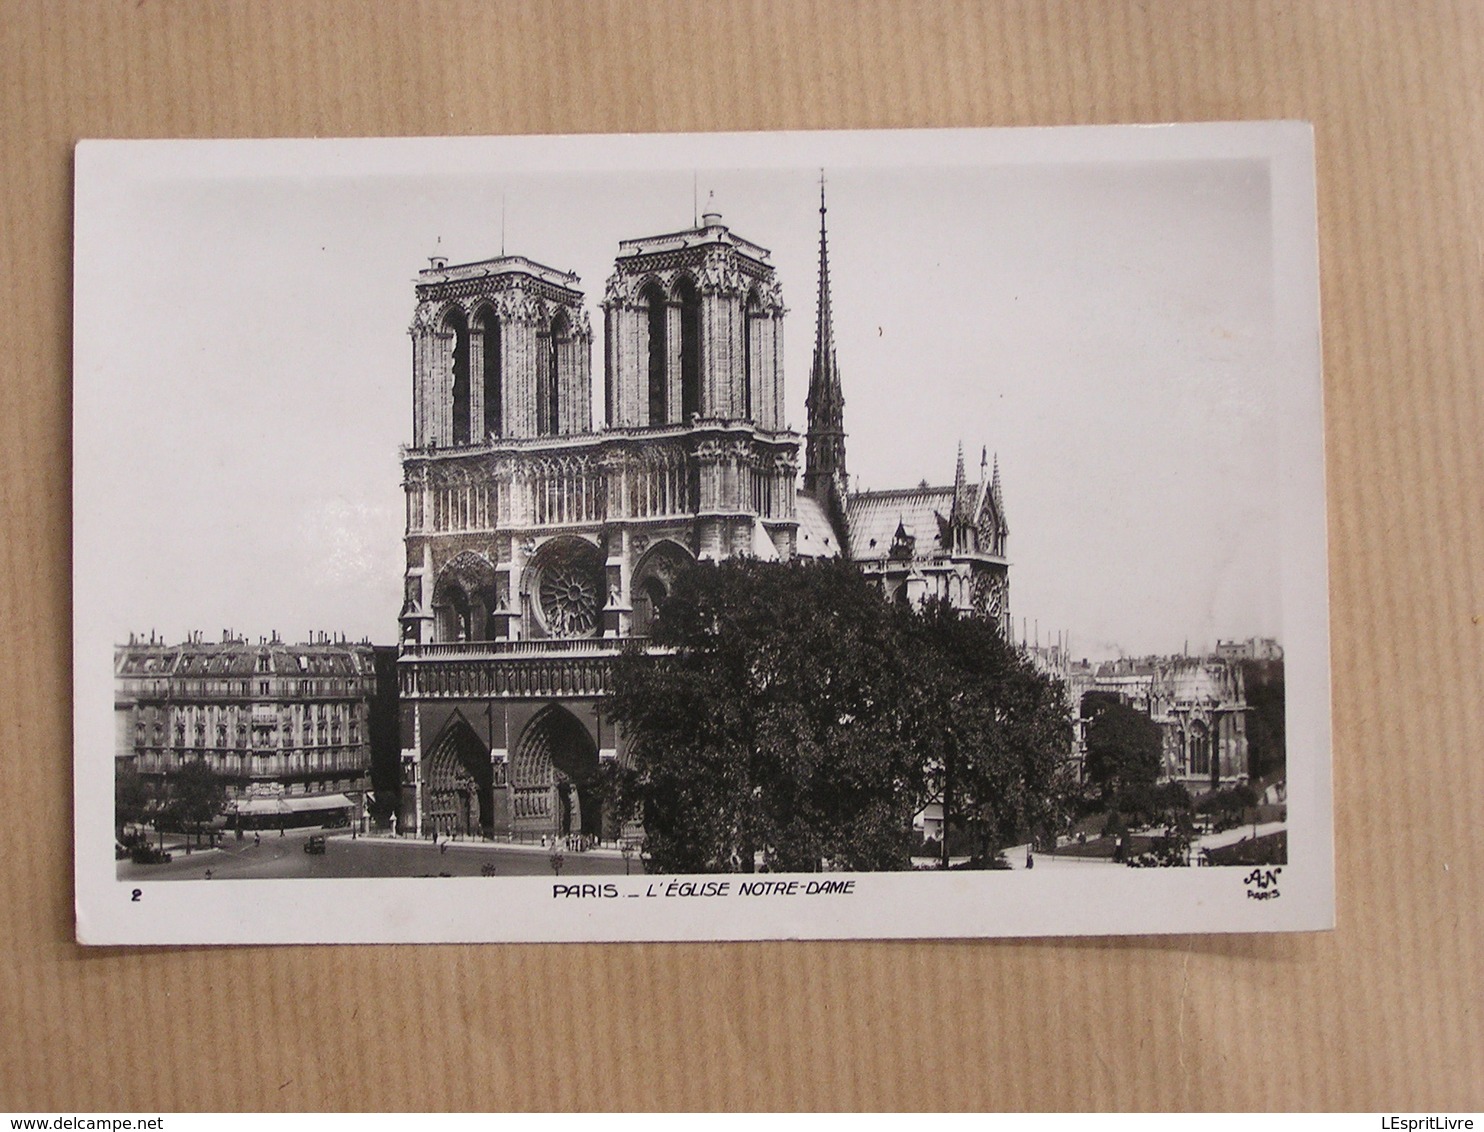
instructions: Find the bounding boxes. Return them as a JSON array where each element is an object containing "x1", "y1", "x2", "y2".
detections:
[{"x1": 75, "y1": 129, "x2": 1302, "y2": 659}]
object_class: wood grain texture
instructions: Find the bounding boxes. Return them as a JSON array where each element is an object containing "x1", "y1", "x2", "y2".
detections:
[{"x1": 2, "y1": 0, "x2": 1480, "y2": 1111}]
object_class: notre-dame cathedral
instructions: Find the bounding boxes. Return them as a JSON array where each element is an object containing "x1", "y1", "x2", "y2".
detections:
[{"x1": 395, "y1": 189, "x2": 1010, "y2": 841}]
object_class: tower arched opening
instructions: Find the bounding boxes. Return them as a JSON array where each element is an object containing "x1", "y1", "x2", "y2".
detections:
[
  {"x1": 443, "y1": 306, "x2": 472, "y2": 446},
  {"x1": 474, "y1": 304, "x2": 502, "y2": 439},
  {"x1": 744, "y1": 285, "x2": 762, "y2": 421},
  {"x1": 539, "y1": 309, "x2": 569, "y2": 437},
  {"x1": 641, "y1": 280, "x2": 667, "y2": 425},
  {"x1": 675, "y1": 275, "x2": 701, "y2": 420}
]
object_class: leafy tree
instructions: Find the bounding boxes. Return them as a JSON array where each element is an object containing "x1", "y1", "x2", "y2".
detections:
[
  {"x1": 114, "y1": 763, "x2": 154, "y2": 839},
  {"x1": 609, "y1": 559, "x2": 1071, "y2": 873},
  {"x1": 1241, "y1": 660, "x2": 1286, "y2": 780},
  {"x1": 911, "y1": 599, "x2": 1072, "y2": 863},
  {"x1": 1083, "y1": 696, "x2": 1162, "y2": 804},
  {"x1": 610, "y1": 558, "x2": 923, "y2": 873},
  {"x1": 164, "y1": 758, "x2": 226, "y2": 840}
]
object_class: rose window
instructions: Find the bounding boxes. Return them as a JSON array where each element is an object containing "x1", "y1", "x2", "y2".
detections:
[{"x1": 534, "y1": 540, "x2": 604, "y2": 638}]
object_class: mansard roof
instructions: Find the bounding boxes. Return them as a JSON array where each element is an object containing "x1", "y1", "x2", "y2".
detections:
[{"x1": 114, "y1": 638, "x2": 373, "y2": 677}]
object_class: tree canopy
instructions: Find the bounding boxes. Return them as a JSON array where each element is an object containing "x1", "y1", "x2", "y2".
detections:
[
  {"x1": 115, "y1": 764, "x2": 153, "y2": 837},
  {"x1": 1241, "y1": 659, "x2": 1286, "y2": 780},
  {"x1": 607, "y1": 558, "x2": 1071, "y2": 873},
  {"x1": 165, "y1": 758, "x2": 227, "y2": 832},
  {"x1": 1082, "y1": 694, "x2": 1163, "y2": 803}
]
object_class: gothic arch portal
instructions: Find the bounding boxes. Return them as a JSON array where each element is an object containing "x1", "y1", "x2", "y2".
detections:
[
  {"x1": 424, "y1": 710, "x2": 493, "y2": 838},
  {"x1": 512, "y1": 705, "x2": 602, "y2": 838}
]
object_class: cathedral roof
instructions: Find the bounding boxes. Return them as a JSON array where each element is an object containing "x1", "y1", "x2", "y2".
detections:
[
  {"x1": 795, "y1": 490, "x2": 843, "y2": 558},
  {"x1": 845, "y1": 484, "x2": 964, "y2": 561}
]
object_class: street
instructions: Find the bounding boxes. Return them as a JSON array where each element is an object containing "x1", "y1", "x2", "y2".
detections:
[{"x1": 117, "y1": 827, "x2": 632, "y2": 881}]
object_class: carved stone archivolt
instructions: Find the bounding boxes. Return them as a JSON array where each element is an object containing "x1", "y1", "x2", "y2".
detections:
[{"x1": 434, "y1": 549, "x2": 498, "y2": 591}]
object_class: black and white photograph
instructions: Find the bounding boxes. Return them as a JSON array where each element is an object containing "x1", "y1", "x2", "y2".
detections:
[{"x1": 73, "y1": 124, "x2": 1332, "y2": 943}]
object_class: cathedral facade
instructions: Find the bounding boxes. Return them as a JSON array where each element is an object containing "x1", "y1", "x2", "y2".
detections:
[{"x1": 396, "y1": 193, "x2": 1009, "y2": 841}]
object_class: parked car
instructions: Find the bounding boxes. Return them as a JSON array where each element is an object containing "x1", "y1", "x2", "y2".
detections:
[
  {"x1": 304, "y1": 835, "x2": 327, "y2": 855},
  {"x1": 130, "y1": 843, "x2": 172, "y2": 864}
]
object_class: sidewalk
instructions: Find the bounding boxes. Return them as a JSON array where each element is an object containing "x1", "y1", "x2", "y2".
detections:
[
  {"x1": 1192, "y1": 821, "x2": 1286, "y2": 853},
  {"x1": 357, "y1": 831, "x2": 628, "y2": 859}
]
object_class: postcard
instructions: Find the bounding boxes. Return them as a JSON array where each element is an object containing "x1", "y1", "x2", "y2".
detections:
[{"x1": 74, "y1": 123, "x2": 1331, "y2": 943}]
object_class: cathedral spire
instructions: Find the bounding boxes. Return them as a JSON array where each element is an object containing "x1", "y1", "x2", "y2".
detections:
[{"x1": 805, "y1": 173, "x2": 848, "y2": 516}]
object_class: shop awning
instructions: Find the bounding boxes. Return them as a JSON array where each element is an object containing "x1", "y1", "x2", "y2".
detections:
[
  {"x1": 231, "y1": 797, "x2": 290, "y2": 815},
  {"x1": 281, "y1": 793, "x2": 355, "y2": 813},
  {"x1": 231, "y1": 793, "x2": 356, "y2": 815}
]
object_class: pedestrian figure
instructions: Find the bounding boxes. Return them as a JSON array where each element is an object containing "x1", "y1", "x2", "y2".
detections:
[
  {"x1": 1026, "y1": 846, "x2": 1034, "y2": 870},
  {"x1": 254, "y1": 831, "x2": 261, "y2": 847}
]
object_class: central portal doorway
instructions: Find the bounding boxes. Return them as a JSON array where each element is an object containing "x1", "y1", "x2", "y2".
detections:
[{"x1": 512, "y1": 705, "x2": 602, "y2": 839}]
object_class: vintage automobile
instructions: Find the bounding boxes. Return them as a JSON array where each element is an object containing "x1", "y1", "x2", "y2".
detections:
[{"x1": 304, "y1": 834, "x2": 327, "y2": 855}]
